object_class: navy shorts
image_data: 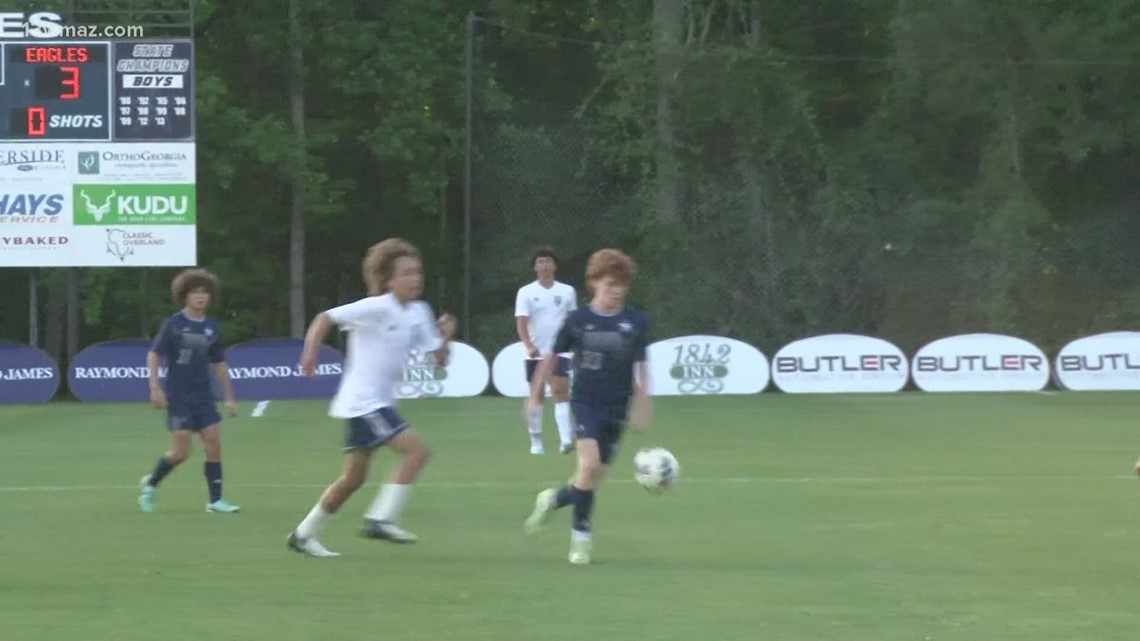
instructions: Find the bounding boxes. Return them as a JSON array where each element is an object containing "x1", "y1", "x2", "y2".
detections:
[
  {"x1": 344, "y1": 407, "x2": 408, "y2": 452},
  {"x1": 525, "y1": 356, "x2": 571, "y2": 382},
  {"x1": 167, "y1": 401, "x2": 222, "y2": 432},
  {"x1": 571, "y1": 402, "x2": 626, "y2": 465}
]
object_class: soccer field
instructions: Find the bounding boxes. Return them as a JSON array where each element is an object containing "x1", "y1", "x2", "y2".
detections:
[{"x1": 2, "y1": 393, "x2": 1138, "y2": 641}]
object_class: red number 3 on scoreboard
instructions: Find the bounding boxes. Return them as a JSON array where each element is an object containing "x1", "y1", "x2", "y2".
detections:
[{"x1": 60, "y1": 66, "x2": 80, "y2": 100}]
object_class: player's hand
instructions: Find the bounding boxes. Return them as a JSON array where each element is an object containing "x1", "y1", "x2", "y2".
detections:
[
  {"x1": 149, "y1": 387, "x2": 167, "y2": 410},
  {"x1": 225, "y1": 399, "x2": 238, "y2": 417},
  {"x1": 299, "y1": 354, "x2": 317, "y2": 378},
  {"x1": 629, "y1": 396, "x2": 652, "y2": 432},
  {"x1": 525, "y1": 343, "x2": 541, "y2": 359},
  {"x1": 437, "y1": 313, "x2": 458, "y2": 340}
]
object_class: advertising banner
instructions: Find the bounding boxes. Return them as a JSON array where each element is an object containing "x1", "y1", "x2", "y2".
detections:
[
  {"x1": 72, "y1": 183, "x2": 195, "y2": 225},
  {"x1": 1054, "y1": 331, "x2": 1140, "y2": 391},
  {"x1": 73, "y1": 144, "x2": 195, "y2": 183},
  {"x1": 491, "y1": 341, "x2": 569, "y2": 398},
  {"x1": 772, "y1": 333, "x2": 909, "y2": 394},
  {"x1": 69, "y1": 339, "x2": 155, "y2": 402},
  {"x1": 0, "y1": 146, "x2": 69, "y2": 186},
  {"x1": 396, "y1": 341, "x2": 490, "y2": 398},
  {"x1": 648, "y1": 335, "x2": 769, "y2": 395},
  {"x1": 69, "y1": 225, "x2": 196, "y2": 266},
  {"x1": 0, "y1": 342, "x2": 60, "y2": 404},
  {"x1": 911, "y1": 333, "x2": 1050, "y2": 392},
  {"x1": 225, "y1": 339, "x2": 343, "y2": 400}
]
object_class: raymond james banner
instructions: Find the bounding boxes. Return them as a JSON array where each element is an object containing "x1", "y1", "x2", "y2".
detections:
[
  {"x1": 69, "y1": 339, "x2": 158, "y2": 402},
  {"x1": 225, "y1": 339, "x2": 343, "y2": 400},
  {"x1": 0, "y1": 342, "x2": 60, "y2": 403}
]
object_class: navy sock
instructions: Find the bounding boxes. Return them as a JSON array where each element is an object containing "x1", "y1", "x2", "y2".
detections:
[
  {"x1": 553, "y1": 485, "x2": 573, "y2": 509},
  {"x1": 205, "y1": 461, "x2": 223, "y2": 503},
  {"x1": 148, "y1": 457, "x2": 176, "y2": 487},
  {"x1": 570, "y1": 486, "x2": 595, "y2": 533}
]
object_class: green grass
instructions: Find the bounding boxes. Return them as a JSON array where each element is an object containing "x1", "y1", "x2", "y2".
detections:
[{"x1": 2, "y1": 393, "x2": 1139, "y2": 641}]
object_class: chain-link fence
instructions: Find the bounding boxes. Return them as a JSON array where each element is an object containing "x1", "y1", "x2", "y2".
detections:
[{"x1": 462, "y1": 16, "x2": 1140, "y2": 359}]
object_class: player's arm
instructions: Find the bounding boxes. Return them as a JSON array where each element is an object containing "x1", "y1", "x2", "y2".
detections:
[
  {"x1": 300, "y1": 297, "x2": 382, "y2": 376},
  {"x1": 209, "y1": 332, "x2": 237, "y2": 416},
  {"x1": 630, "y1": 317, "x2": 653, "y2": 430},
  {"x1": 147, "y1": 321, "x2": 170, "y2": 409},
  {"x1": 421, "y1": 304, "x2": 456, "y2": 367},
  {"x1": 529, "y1": 316, "x2": 575, "y2": 407},
  {"x1": 515, "y1": 288, "x2": 539, "y2": 358}
]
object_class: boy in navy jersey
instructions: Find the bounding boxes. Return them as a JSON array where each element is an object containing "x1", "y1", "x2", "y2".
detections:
[
  {"x1": 523, "y1": 249, "x2": 652, "y2": 564},
  {"x1": 138, "y1": 269, "x2": 240, "y2": 514}
]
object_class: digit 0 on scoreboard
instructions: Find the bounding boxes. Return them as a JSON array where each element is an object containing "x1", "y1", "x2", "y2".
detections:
[{"x1": 0, "y1": 42, "x2": 111, "y2": 140}]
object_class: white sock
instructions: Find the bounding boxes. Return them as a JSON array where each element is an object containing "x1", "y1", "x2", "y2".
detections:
[
  {"x1": 365, "y1": 483, "x2": 412, "y2": 522},
  {"x1": 295, "y1": 502, "x2": 333, "y2": 539},
  {"x1": 571, "y1": 529, "x2": 591, "y2": 542},
  {"x1": 528, "y1": 408, "x2": 543, "y2": 446},
  {"x1": 554, "y1": 402, "x2": 573, "y2": 445}
]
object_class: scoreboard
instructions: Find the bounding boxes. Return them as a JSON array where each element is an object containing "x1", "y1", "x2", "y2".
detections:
[
  {"x1": 0, "y1": 40, "x2": 194, "y2": 141},
  {"x1": 0, "y1": 38, "x2": 197, "y2": 268}
]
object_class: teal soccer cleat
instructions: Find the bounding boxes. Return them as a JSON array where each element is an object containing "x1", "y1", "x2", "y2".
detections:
[{"x1": 206, "y1": 499, "x2": 241, "y2": 513}]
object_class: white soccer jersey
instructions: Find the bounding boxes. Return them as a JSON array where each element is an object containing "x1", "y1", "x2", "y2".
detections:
[
  {"x1": 515, "y1": 280, "x2": 577, "y2": 355},
  {"x1": 324, "y1": 293, "x2": 444, "y2": 418}
]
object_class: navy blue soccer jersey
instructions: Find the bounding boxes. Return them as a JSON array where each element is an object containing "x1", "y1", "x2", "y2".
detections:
[
  {"x1": 150, "y1": 312, "x2": 225, "y2": 403},
  {"x1": 552, "y1": 305, "x2": 650, "y2": 411}
]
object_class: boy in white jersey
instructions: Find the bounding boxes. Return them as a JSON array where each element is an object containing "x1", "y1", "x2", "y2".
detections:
[
  {"x1": 515, "y1": 246, "x2": 578, "y2": 455},
  {"x1": 287, "y1": 238, "x2": 456, "y2": 558}
]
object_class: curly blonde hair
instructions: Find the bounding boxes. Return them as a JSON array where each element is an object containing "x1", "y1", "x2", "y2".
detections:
[
  {"x1": 362, "y1": 238, "x2": 422, "y2": 295},
  {"x1": 585, "y1": 248, "x2": 637, "y2": 293}
]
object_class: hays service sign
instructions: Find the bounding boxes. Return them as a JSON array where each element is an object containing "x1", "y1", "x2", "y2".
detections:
[
  {"x1": 771, "y1": 333, "x2": 908, "y2": 394},
  {"x1": 648, "y1": 335, "x2": 769, "y2": 395},
  {"x1": 1054, "y1": 331, "x2": 1140, "y2": 391},
  {"x1": 911, "y1": 333, "x2": 1050, "y2": 392},
  {"x1": 0, "y1": 342, "x2": 60, "y2": 404}
]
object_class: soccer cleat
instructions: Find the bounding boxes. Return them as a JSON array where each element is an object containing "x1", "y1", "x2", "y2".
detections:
[
  {"x1": 568, "y1": 537, "x2": 592, "y2": 565},
  {"x1": 530, "y1": 444, "x2": 545, "y2": 455},
  {"x1": 206, "y1": 499, "x2": 241, "y2": 513},
  {"x1": 287, "y1": 532, "x2": 340, "y2": 557},
  {"x1": 138, "y1": 476, "x2": 156, "y2": 513},
  {"x1": 524, "y1": 488, "x2": 556, "y2": 535},
  {"x1": 559, "y1": 442, "x2": 575, "y2": 455},
  {"x1": 361, "y1": 519, "x2": 418, "y2": 543}
]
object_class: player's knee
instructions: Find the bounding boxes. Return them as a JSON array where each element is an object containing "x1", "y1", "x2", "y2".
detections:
[
  {"x1": 577, "y1": 457, "x2": 603, "y2": 481},
  {"x1": 409, "y1": 441, "x2": 431, "y2": 468}
]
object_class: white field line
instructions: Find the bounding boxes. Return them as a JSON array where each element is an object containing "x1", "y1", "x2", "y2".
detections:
[{"x1": 0, "y1": 474, "x2": 1134, "y2": 493}]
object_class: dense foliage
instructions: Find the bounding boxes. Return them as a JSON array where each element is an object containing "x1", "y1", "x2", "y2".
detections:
[{"x1": 3, "y1": 0, "x2": 1137, "y2": 367}]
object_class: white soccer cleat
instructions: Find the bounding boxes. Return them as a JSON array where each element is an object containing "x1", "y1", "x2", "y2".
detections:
[
  {"x1": 530, "y1": 444, "x2": 545, "y2": 455},
  {"x1": 568, "y1": 537, "x2": 592, "y2": 565},
  {"x1": 361, "y1": 520, "x2": 419, "y2": 543},
  {"x1": 524, "y1": 488, "x2": 556, "y2": 535},
  {"x1": 287, "y1": 532, "x2": 340, "y2": 558}
]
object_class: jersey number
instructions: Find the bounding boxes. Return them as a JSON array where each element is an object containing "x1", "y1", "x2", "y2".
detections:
[
  {"x1": 176, "y1": 348, "x2": 192, "y2": 365},
  {"x1": 580, "y1": 351, "x2": 603, "y2": 370}
]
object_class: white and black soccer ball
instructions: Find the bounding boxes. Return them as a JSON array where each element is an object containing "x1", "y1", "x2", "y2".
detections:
[{"x1": 633, "y1": 447, "x2": 680, "y2": 492}]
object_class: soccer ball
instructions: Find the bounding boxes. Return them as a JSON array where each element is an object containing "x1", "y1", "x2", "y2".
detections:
[{"x1": 633, "y1": 447, "x2": 680, "y2": 492}]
